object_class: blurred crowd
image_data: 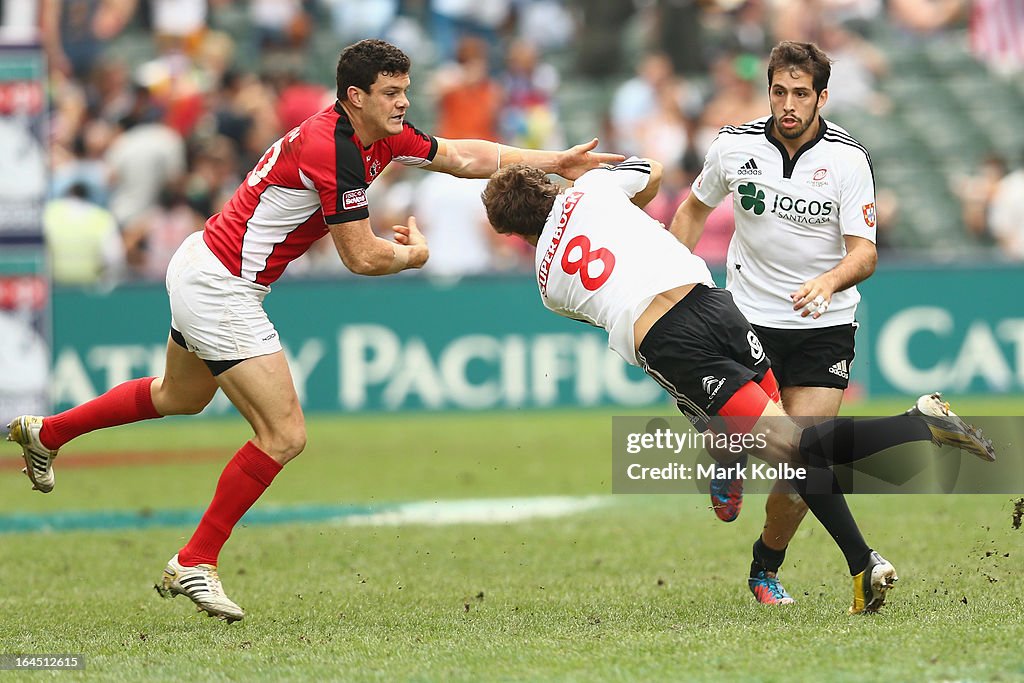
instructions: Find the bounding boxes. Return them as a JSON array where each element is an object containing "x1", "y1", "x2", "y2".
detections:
[{"x1": 1, "y1": 0, "x2": 1021, "y2": 285}]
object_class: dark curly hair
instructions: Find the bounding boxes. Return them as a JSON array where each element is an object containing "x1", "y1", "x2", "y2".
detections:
[
  {"x1": 481, "y1": 164, "x2": 561, "y2": 238},
  {"x1": 767, "y1": 41, "x2": 832, "y2": 94},
  {"x1": 336, "y1": 39, "x2": 411, "y2": 102}
]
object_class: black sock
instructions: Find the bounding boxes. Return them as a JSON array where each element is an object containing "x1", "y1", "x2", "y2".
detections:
[
  {"x1": 789, "y1": 466, "x2": 873, "y2": 575},
  {"x1": 800, "y1": 416, "x2": 933, "y2": 467},
  {"x1": 751, "y1": 537, "x2": 787, "y2": 575}
]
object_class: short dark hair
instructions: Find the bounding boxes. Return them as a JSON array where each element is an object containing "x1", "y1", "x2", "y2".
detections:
[
  {"x1": 336, "y1": 39, "x2": 411, "y2": 102},
  {"x1": 481, "y1": 164, "x2": 561, "y2": 238},
  {"x1": 767, "y1": 41, "x2": 832, "y2": 94}
]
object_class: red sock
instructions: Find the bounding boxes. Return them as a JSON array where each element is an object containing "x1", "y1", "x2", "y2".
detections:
[
  {"x1": 40, "y1": 377, "x2": 161, "y2": 450},
  {"x1": 178, "y1": 441, "x2": 283, "y2": 567}
]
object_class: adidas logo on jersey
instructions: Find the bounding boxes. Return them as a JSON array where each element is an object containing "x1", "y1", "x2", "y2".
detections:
[
  {"x1": 828, "y1": 360, "x2": 850, "y2": 379},
  {"x1": 737, "y1": 158, "x2": 762, "y2": 176}
]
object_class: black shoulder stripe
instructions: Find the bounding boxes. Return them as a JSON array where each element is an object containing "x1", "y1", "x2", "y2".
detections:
[
  {"x1": 823, "y1": 134, "x2": 875, "y2": 190},
  {"x1": 334, "y1": 116, "x2": 370, "y2": 216},
  {"x1": 823, "y1": 133, "x2": 872, "y2": 160},
  {"x1": 823, "y1": 127, "x2": 865, "y2": 147},
  {"x1": 612, "y1": 161, "x2": 651, "y2": 171},
  {"x1": 719, "y1": 129, "x2": 764, "y2": 137},
  {"x1": 720, "y1": 123, "x2": 763, "y2": 134}
]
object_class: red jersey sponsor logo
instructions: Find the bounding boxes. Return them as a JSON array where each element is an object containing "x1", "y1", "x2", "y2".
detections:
[
  {"x1": 538, "y1": 191, "x2": 583, "y2": 297},
  {"x1": 813, "y1": 167, "x2": 828, "y2": 181},
  {"x1": 862, "y1": 202, "x2": 876, "y2": 228},
  {"x1": 343, "y1": 189, "x2": 368, "y2": 211}
]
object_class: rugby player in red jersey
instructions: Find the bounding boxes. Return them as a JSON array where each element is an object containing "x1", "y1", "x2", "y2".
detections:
[{"x1": 6, "y1": 39, "x2": 623, "y2": 622}]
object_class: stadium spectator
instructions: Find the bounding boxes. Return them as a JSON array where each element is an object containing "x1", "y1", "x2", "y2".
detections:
[
  {"x1": 319, "y1": 0, "x2": 400, "y2": 46},
  {"x1": 969, "y1": 0, "x2": 1024, "y2": 74},
  {"x1": 988, "y1": 157, "x2": 1024, "y2": 258},
  {"x1": 654, "y1": 0, "x2": 708, "y2": 75},
  {"x1": 148, "y1": 0, "x2": 207, "y2": 54},
  {"x1": 6, "y1": 39, "x2": 623, "y2": 623},
  {"x1": 42, "y1": 182, "x2": 124, "y2": 285},
  {"x1": 955, "y1": 153, "x2": 1006, "y2": 244},
  {"x1": 50, "y1": 0, "x2": 137, "y2": 78},
  {"x1": 817, "y1": 22, "x2": 890, "y2": 115},
  {"x1": 569, "y1": 0, "x2": 637, "y2": 78},
  {"x1": 183, "y1": 135, "x2": 241, "y2": 218},
  {"x1": 431, "y1": 36, "x2": 502, "y2": 141},
  {"x1": 413, "y1": 173, "x2": 495, "y2": 277},
  {"x1": 51, "y1": 117, "x2": 115, "y2": 208},
  {"x1": 499, "y1": 38, "x2": 564, "y2": 150},
  {"x1": 644, "y1": 152, "x2": 734, "y2": 266},
  {"x1": 886, "y1": 0, "x2": 962, "y2": 34},
  {"x1": 696, "y1": 53, "x2": 766, "y2": 153},
  {"x1": 271, "y1": 69, "x2": 333, "y2": 132},
  {"x1": 122, "y1": 187, "x2": 203, "y2": 281},
  {"x1": 609, "y1": 52, "x2": 677, "y2": 158},
  {"x1": 673, "y1": 42, "x2": 879, "y2": 605},
  {"x1": 633, "y1": 75, "x2": 694, "y2": 173},
  {"x1": 104, "y1": 105, "x2": 187, "y2": 228},
  {"x1": 429, "y1": 0, "x2": 511, "y2": 64},
  {"x1": 249, "y1": 0, "x2": 311, "y2": 54},
  {"x1": 480, "y1": 158, "x2": 994, "y2": 615},
  {"x1": 511, "y1": 0, "x2": 574, "y2": 51}
]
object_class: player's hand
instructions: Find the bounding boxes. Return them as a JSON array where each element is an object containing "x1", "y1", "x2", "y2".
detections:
[
  {"x1": 554, "y1": 138, "x2": 626, "y2": 180},
  {"x1": 393, "y1": 216, "x2": 429, "y2": 268},
  {"x1": 791, "y1": 275, "x2": 836, "y2": 319}
]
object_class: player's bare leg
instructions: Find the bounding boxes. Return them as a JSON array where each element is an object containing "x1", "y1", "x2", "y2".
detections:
[
  {"x1": 158, "y1": 350, "x2": 303, "y2": 622},
  {"x1": 150, "y1": 334, "x2": 219, "y2": 417},
  {"x1": 213, "y1": 350, "x2": 307, "y2": 466}
]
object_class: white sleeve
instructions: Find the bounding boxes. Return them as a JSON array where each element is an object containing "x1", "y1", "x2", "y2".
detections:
[
  {"x1": 838, "y1": 150, "x2": 877, "y2": 242},
  {"x1": 572, "y1": 156, "x2": 651, "y2": 198},
  {"x1": 690, "y1": 134, "x2": 730, "y2": 208}
]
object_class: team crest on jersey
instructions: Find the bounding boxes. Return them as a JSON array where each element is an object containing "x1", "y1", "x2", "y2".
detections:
[
  {"x1": 368, "y1": 159, "x2": 382, "y2": 178},
  {"x1": 342, "y1": 189, "x2": 368, "y2": 210},
  {"x1": 862, "y1": 202, "x2": 876, "y2": 228}
]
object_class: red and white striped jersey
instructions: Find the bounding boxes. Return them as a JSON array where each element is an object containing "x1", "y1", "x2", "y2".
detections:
[{"x1": 203, "y1": 102, "x2": 437, "y2": 285}]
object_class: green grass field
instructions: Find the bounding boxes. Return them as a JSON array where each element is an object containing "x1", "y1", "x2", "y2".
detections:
[{"x1": 1, "y1": 398, "x2": 1023, "y2": 681}]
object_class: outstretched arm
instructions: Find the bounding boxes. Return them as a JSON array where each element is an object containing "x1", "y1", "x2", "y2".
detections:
[{"x1": 425, "y1": 137, "x2": 625, "y2": 180}]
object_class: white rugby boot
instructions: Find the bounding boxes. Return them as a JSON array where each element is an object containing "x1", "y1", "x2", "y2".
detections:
[
  {"x1": 7, "y1": 416, "x2": 57, "y2": 493},
  {"x1": 156, "y1": 554, "x2": 245, "y2": 623},
  {"x1": 905, "y1": 393, "x2": 996, "y2": 462}
]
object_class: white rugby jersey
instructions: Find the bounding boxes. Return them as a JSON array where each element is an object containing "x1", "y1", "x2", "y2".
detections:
[
  {"x1": 692, "y1": 116, "x2": 876, "y2": 328},
  {"x1": 536, "y1": 158, "x2": 715, "y2": 365}
]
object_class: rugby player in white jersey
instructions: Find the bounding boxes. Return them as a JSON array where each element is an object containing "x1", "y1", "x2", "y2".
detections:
[
  {"x1": 479, "y1": 157, "x2": 994, "y2": 614},
  {"x1": 672, "y1": 41, "x2": 878, "y2": 605},
  {"x1": 5, "y1": 39, "x2": 623, "y2": 623}
]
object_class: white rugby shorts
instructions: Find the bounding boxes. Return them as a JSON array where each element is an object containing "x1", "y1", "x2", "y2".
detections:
[{"x1": 165, "y1": 231, "x2": 283, "y2": 361}]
